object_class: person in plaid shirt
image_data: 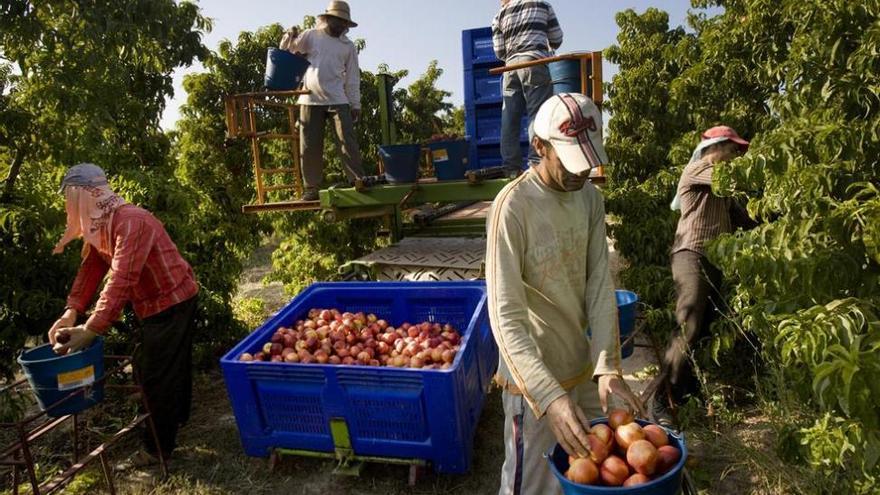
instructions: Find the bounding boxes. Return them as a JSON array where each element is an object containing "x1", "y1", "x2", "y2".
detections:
[
  {"x1": 492, "y1": 0, "x2": 563, "y2": 170},
  {"x1": 48, "y1": 163, "x2": 199, "y2": 469}
]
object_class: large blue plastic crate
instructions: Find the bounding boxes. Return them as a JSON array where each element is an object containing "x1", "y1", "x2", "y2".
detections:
[
  {"x1": 465, "y1": 67, "x2": 503, "y2": 105},
  {"x1": 220, "y1": 281, "x2": 498, "y2": 474},
  {"x1": 473, "y1": 142, "x2": 531, "y2": 169},
  {"x1": 463, "y1": 27, "x2": 532, "y2": 171},
  {"x1": 469, "y1": 105, "x2": 530, "y2": 146},
  {"x1": 462, "y1": 27, "x2": 499, "y2": 67}
]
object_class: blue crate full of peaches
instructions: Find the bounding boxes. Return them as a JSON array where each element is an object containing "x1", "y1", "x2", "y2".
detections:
[{"x1": 220, "y1": 281, "x2": 498, "y2": 474}]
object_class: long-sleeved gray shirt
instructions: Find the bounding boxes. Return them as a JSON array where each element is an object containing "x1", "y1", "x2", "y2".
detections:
[{"x1": 486, "y1": 170, "x2": 621, "y2": 418}]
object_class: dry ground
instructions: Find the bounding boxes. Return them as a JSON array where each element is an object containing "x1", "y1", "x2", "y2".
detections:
[{"x1": 2, "y1": 238, "x2": 817, "y2": 495}]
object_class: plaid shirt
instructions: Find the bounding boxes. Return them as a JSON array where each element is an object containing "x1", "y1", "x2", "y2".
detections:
[
  {"x1": 492, "y1": 0, "x2": 564, "y2": 63},
  {"x1": 671, "y1": 158, "x2": 735, "y2": 255},
  {"x1": 67, "y1": 205, "x2": 199, "y2": 333}
]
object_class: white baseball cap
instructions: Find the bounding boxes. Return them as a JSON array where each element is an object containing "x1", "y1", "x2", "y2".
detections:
[{"x1": 533, "y1": 93, "x2": 608, "y2": 174}]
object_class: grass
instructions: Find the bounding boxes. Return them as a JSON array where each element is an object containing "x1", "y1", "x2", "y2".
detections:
[
  {"x1": 117, "y1": 372, "x2": 506, "y2": 495},
  {"x1": 684, "y1": 409, "x2": 822, "y2": 495},
  {"x1": 0, "y1": 237, "x2": 840, "y2": 495},
  {"x1": 3, "y1": 367, "x2": 828, "y2": 495},
  {"x1": 2, "y1": 370, "x2": 505, "y2": 495}
]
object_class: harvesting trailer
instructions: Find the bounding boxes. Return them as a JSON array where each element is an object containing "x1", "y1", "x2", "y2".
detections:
[
  {"x1": 225, "y1": 29, "x2": 604, "y2": 244},
  {"x1": 219, "y1": 29, "x2": 609, "y2": 482}
]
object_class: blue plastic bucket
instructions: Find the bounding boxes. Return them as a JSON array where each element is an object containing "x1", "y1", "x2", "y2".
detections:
[
  {"x1": 547, "y1": 418, "x2": 687, "y2": 494},
  {"x1": 617, "y1": 290, "x2": 639, "y2": 359},
  {"x1": 379, "y1": 144, "x2": 422, "y2": 183},
  {"x1": 587, "y1": 290, "x2": 639, "y2": 359},
  {"x1": 17, "y1": 338, "x2": 105, "y2": 417},
  {"x1": 264, "y1": 48, "x2": 310, "y2": 91},
  {"x1": 428, "y1": 140, "x2": 469, "y2": 180},
  {"x1": 549, "y1": 60, "x2": 582, "y2": 95}
]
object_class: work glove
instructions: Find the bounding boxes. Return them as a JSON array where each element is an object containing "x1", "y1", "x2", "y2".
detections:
[{"x1": 53, "y1": 325, "x2": 99, "y2": 355}]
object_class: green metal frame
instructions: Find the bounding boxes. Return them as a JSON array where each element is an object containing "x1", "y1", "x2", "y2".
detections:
[
  {"x1": 377, "y1": 73, "x2": 398, "y2": 147},
  {"x1": 318, "y1": 179, "x2": 511, "y2": 240},
  {"x1": 401, "y1": 218, "x2": 488, "y2": 238},
  {"x1": 270, "y1": 417, "x2": 426, "y2": 477},
  {"x1": 319, "y1": 179, "x2": 512, "y2": 209}
]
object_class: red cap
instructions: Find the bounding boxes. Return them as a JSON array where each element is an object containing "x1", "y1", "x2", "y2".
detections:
[{"x1": 702, "y1": 125, "x2": 749, "y2": 149}]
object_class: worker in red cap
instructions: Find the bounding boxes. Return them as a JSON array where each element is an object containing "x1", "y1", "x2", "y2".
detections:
[{"x1": 651, "y1": 125, "x2": 755, "y2": 426}]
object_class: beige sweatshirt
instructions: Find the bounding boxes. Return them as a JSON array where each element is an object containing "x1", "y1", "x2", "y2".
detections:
[{"x1": 486, "y1": 170, "x2": 621, "y2": 418}]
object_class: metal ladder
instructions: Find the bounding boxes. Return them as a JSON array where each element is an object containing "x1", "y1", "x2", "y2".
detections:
[{"x1": 225, "y1": 90, "x2": 321, "y2": 212}]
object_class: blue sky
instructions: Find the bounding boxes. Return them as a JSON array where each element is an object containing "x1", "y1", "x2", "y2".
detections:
[{"x1": 161, "y1": 0, "x2": 699, "y2": 129}]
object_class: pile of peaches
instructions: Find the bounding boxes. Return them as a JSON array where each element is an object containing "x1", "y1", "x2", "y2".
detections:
[{"x1": 565, "y1": 409, "x2": 682, "y2": 487}]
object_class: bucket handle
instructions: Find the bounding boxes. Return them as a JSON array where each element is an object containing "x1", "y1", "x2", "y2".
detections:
[{"x1": 662, "y1": 424, "x2": 685, "y2": 442}]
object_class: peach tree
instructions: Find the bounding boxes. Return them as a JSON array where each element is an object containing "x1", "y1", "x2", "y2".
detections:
[{"x1": 605, "y1": 1, "x2": 880, "y2": 490}]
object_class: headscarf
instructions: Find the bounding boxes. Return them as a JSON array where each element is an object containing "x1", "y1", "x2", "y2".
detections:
[{"x1": 53, "y1": 165, "x2": 127, "y2": 257}]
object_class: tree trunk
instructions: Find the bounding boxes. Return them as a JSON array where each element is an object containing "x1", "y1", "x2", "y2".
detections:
[{"x1": 2, "y1": 148, "x2": 25, "y2": 203}]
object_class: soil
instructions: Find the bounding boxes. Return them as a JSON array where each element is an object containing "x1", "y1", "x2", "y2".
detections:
[{"x1": 2, "y1": 237, "x2": 814, "y2": 495}]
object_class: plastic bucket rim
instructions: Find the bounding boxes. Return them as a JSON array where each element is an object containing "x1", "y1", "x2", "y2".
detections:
[
  {"x1": 615, "y1": 289, "x2": 639, "y2": 307},
  {"x1": 427, "y1": 139, "x2": 468, "y2": 148},
  {"x1": 379, "y1": 143, "x2": 421, "y2": 151},
  {"x1": 545, "y1": 418, "x2": 687, "y2": 492},
  {"x1": 267, "y1": 47, "x2": 309, "y2": 64},
  {"x1": 17, "y1": 338, "x2": 103, "y2": 365}
]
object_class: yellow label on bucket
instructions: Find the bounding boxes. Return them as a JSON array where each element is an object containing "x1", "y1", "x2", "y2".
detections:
[
  {"x1": 432, "y1": 149, "x2": 449, "y2": 162},
  {"x1": 57, "y1": 365, "x2": 95, "y2": 391}
]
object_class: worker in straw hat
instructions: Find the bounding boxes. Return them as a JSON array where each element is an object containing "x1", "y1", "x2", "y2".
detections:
[
  {"x1": 48, "y1": 163, "x2": 199, "y2": 470},
  {"x1": 280, "y1": 1, "x2": 365, "y2": 201}
]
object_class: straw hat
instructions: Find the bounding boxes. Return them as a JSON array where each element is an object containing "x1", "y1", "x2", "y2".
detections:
[{"x1": 319, "y1": 1, "x2": 357, "y2": 27}]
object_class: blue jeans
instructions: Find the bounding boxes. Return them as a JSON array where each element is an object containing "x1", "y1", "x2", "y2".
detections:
[{"x1": 501, "y1": 63, "x2": 553, "y2": 169}]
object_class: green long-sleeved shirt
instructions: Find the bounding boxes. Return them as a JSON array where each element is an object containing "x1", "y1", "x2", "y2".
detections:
[{"x1": 486, "y1": 170, "x2": 621, "y2": 418}]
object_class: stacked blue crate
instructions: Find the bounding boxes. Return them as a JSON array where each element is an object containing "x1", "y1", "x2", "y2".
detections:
[{"x1": 462, "y1": 27, "x2": 531, "y2": 170}]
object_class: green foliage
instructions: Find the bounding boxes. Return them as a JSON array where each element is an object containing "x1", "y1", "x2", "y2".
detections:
[
  {"x1": 269, "y1": 61, "x2": 462, "y2": 295},
  {"x1": 0, "y1": 0, "x2": 211, "y2": 378},
  {"x1": 707, "y1": 1, "x2": 880, "y2": 483},
  {"x1": 606, "y1": 0, "x2": 880, "y2": 488},
  {"x1": 397, "y1": 60, "x2": 455, "y2": 141},
  {"x1": 604, "y1": 8, "x2": 695, "y2": 340},
  {"x1": 232, "y1": 297, "x2": 269, "y2": 330},
  {"x1": 173, "y1": 24, "x2": 294, "y2": 358}
]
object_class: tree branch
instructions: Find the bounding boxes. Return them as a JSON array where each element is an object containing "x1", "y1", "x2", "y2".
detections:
[{"x1": 2, "y1": 146, "x2": 26, "y2": 203}]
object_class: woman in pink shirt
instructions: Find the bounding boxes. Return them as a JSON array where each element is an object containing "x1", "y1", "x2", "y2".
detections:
[{"x1": 48, "y1": 163, "x2": 199, "y2": 469}]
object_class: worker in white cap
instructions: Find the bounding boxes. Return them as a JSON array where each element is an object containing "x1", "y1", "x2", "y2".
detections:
[{"x1": 486, "y1": 93, "x2": 644, "y2": 494}]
